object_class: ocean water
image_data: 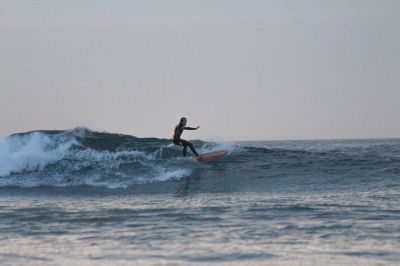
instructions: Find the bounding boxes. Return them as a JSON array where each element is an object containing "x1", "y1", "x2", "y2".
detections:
[{"x1": 0, "y1": 128, "x2": 399, "y2": 265}]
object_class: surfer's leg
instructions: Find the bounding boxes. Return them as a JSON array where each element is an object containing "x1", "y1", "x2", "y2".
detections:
[
  {"x1": 188, "y1": 142, "x2": 199, "y2": 156},
  {"x1": 181, "y1": 140, "x2": 197, "y2": 157},
  {"x1": 183, "y1": 145, "x2": 187, "y2": 156},
  {"x1": 181, "y1": 140, "x2": 199, "y2": 156},
  {"x1": 180, "y1": 140, "x2": 188, "y2": 156}
]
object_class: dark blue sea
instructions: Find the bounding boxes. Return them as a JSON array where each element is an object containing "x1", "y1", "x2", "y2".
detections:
[{"x1": 0, "y1": 128, "x2": 399, "y2": 265}]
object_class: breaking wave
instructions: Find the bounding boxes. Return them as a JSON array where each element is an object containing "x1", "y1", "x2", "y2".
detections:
[
  {"x1": 0, "y1": 128, "x2": 237, "y2": 188},
  {"x1": 0, "y1": 128, "x2": 398, "y2": 192}
]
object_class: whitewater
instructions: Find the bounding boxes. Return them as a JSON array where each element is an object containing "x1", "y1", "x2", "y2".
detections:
[{"x1": 0, "y1": 128, "x2": 399, "y2": 265}]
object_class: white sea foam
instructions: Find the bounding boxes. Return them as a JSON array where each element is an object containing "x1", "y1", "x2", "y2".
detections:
[
  {"x1": 0, "y1": 132, "x2": 77, "y2": 177},
  {"x1": 0, "y1": 130, "x2": 194, "y2": 188},
  {"x1": 153, "y1": 168, "x2": 191, "y2": 182},
  {"x1": 197, "y1": 141, "x2": 242, "y2": 155}
]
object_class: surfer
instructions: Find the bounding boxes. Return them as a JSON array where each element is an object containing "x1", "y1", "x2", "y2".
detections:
[{"x1": 173, "y1": 117, "x2": 200, "y2": 157}]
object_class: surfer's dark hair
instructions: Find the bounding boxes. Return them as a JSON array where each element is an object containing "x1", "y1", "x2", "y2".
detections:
[{"x1": 180, "y1": 117, "x2": 187, "y2": 124}]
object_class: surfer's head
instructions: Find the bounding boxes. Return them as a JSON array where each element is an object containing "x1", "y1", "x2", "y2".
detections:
[{"x1": 179, "y1": 117, "x2": 187, "y2": 126}]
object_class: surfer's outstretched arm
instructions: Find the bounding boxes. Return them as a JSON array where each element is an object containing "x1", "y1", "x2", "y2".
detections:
[{"x1": 184, "y1": 126, "x2": 200, "y2": 130}]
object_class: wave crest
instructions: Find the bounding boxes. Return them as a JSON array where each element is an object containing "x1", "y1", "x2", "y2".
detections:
[{"x1": 0, "y1": 128, "x2": 238, "y2": 188}]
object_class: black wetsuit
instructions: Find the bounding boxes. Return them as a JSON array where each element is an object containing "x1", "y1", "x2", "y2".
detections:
[{"x1": 173, "y1": 124, "x2": 199, "y2": 156}]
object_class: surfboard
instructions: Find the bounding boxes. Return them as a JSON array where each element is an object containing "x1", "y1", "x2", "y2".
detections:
[{"x1": 195, "y1": 150, "x2": 228, "y2": 163}]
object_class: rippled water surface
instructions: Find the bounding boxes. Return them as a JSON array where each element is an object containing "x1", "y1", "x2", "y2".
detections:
[{"x1": 1, "y1": 190, "x2": 399, "y2": 265}]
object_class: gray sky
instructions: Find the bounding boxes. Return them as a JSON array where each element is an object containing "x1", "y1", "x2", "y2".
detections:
[{"x1": 1, "y1": 0, "x2": 399, "y2": 140}]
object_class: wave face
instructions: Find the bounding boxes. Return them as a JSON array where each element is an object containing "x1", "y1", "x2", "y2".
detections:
[
  {"x1": 0, "y1": 128, "x2": 399, "y2": 191},
  {"x1": 0, "y1": 128, "x2": 235, "y2": 188}
]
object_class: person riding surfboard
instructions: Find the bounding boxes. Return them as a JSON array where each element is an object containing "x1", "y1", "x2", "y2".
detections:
[{"x1": 173, "y1": 117, "x2": 199, "y2": 157}]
